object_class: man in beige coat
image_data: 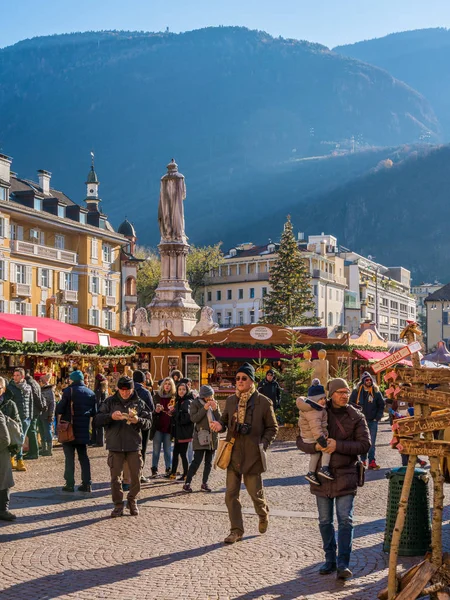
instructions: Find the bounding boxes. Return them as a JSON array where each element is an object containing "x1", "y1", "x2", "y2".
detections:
[{"x1": 210, "y1": 363, "x2": 278, "y2": 544}]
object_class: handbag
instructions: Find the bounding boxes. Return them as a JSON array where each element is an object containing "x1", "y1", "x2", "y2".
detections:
[
  {"x1": 57, "y1": 388, "x2": 75, "y2": 444},
  {"x1": 197, "y1": 428, "x2": 211, "y2": 446},
  {"x1": 5, "y1": 415, "x2": 23, "y2": 453},
  {"x1": 335, "y1": 415, "x2": 366, "y2": 487},
  {"x1": 214, "y1": 437, "x2": 235, "y2": 470}
]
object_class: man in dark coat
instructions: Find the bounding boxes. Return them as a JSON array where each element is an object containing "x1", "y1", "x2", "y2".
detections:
[
  {"x1": 132, "y1": 370, "x2": 154, "y2": 483},
  {"x1": 211, "y1": 363, "x2": 278, "y2": 544},
  {"x1": 24, "y1": 371, "x2": 45, "y2": 460},
  {"x1": 96, "y1": 376, "x2": 151, "y2": 517},
  {"x1": 56, "y1": 370, "x2": 96, "y2": 493},
  {"x1": 297, "y1": 378, "x2": 370, "y2": 580},
  {"x1": 7, "y1": 368, "x2": 33, "y2": 471},
  {"x1": 349, "y1": 371, "x2": 385, "y2": 470},
  {"x1": 258, "y1": 370, "x2": 282, "y2": 410}
]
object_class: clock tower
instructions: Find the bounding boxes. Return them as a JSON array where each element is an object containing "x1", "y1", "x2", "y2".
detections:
[{"x1": 85, "y1": 152, "x2": 101, "y2": 212}]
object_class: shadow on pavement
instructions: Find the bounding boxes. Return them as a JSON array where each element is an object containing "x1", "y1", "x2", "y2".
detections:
[
  {"x1": 263, "y1": 475, "x2": 309, "y2": 487},
  {"x1": 1, "y1": 542, "x2": 226, "y2": 599}
]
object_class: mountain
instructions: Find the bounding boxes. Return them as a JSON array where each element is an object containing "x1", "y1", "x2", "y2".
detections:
[
  {"x1": 242, "y1": 144, "x2": 450, "y2": 283},
  {"x1": 0, "y1": 27, "x2": 440, "y2": 246},
  {"x1": 334, "y1": 28, "x2": 450, "y2": 139}
]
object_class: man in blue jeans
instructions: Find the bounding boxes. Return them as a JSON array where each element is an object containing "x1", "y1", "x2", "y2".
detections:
[
  {"x1": 297, "y1": 378, "x2": 370, "y2": 580},
  {"x1": 349, "y1": 371, "x2": 385, "y2": 470},
  {"x1": 7, "y1": 368, "x2": 33, "y2": 472}
]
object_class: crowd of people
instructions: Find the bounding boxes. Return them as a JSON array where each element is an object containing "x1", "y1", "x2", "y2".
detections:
[{"x1": 1, "y1": 363, "x2": 411, "y2": 580}]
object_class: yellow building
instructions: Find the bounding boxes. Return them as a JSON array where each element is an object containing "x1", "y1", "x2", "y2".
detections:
[{"x1": 0, "y1": 153, "x2": 132, "y2": 331}]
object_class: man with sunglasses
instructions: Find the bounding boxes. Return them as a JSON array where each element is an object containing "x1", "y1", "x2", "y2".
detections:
[
  {"x1": 297, "y1": 378, "x2": 370, "y2": 580},
  {"x1": 210, "y1": 363, "x2": 278, "y2": 544}
]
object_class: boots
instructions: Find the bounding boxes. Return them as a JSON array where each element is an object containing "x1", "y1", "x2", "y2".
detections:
[
  {"x1": 10, "y1": 456, "x2": 17, "y2": 470},
  {"x1": 41, "y1": 442, "x2": 53, "y2": 457},
  {"x1": 0, "y1": 489, "x2": 16, "y2": 521},
  {"x1": 15, "y1": 459, "x2": 27, "y2": 472}
]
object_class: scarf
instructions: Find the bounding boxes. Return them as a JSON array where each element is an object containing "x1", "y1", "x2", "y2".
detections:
[
  {"x1": 356, "y1": 385, "x2": 374, "y2": 404},
  {"x1": 236, "y1": 383, "x2": 256, "y2": 424}
]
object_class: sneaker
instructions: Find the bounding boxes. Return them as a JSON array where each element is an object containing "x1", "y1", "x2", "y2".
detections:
[
  {"x1": 78, "y1": 484, "x2": 92, "y2": 492},
  {"x1": 122, "y1": 483, "x2": 130, "y2": 492},
  {"x1": 368, "y1": 460, "x2": 380, "y2": 470},
  {"x1": 62, "y1": 484, "x2": 75, "y2": 492},
  {"x1": 111, "y1": 504, "x2": 124, "y2": 518},
  {"x1": 182, "y1": 483, "x2": 193, "y2": 493},
  {"x1": 336, "y1": 567, "x2": 353, "y2": 580},
  {"x1": 417, "y1": 459, "x2": 427, "y2": 468},
  {"x1": 318, "y1": 467, "x2": 334, "y2": 481},
  {"x1": 140, "y1": 476, "x2": 150, "y2": 483},
  {"x1": 305, "y1": 472, "x2": 321, "y2": 486},
  {"x1": 176, "y1": 475, "x2": 186, "y2": 482},
  {"x1": 0, "y1": 510, "x2": 17, "y2": 521},
  {"x1": 201, "y1": 483, "x2": 212, "y2": 492}
]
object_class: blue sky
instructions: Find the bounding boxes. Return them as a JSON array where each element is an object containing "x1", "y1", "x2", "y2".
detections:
[{"x1": 2, "y1": 0, "x2": 450, "y2": 48}]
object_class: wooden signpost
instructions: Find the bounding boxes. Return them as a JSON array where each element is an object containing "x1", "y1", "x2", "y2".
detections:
[
  {"x1": 372, "y1": 341, "x2": 421, "y2": 374},
  {"x1": 393, "y1": 409, "x2": 450, "y2": 437},
  {"x1": 397, "y1": 440, "x2": 450, "y2": 457},
  {"x1": 397, "y1": 367, "x2": 450, "y2": 385},
  {"x1": 396, "y1": 387, "x2": 450, "y2": 410}
]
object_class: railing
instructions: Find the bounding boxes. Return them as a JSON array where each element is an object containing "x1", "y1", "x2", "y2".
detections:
[
  {"x1": 62, "y1": 290, "x2": 78, "y2": 303},
  {"x1": 104, "y1": 295, "x2": 116, "y2": 307},
  {"x1": 12, "y1": 240, "x2": 77, "y2": 265},
  {"x1": 312, "y1": 269, "x2": 346, "y2": 286},
  {"x1": 124, "y1": 295, "x2": 138, "y2": 304},
  {"x1": 205, "y1": 272, "x2": 269, "y2": 284},
  {"x1": 11, "y1": 283, "x2": 31, "y2": 297}
]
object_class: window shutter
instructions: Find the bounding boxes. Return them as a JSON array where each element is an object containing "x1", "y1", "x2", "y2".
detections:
[
  {"x1": 3, "y1": 260, "x2": 7, "y2": 282},
  {"x1": 72, "y1": 273, "x2": 79, "y2": 292},
  {"x1": 72, "y1": 307, "x2": 78, "y2": 324},
  {"x1": 58, "y1": 306, "x2": 65, "y2": 322},
  {"x1": 39, "y1": 231, "x2": 45, "y2": 245},
  {"x1": 10, "y1": 301, "x2": 15, "y2": 314},
  {"x1": 26, "y1": 303, "x2": 32, "y2": 316},
  {"x1": 111, "y1": 311, "x2": 116, "y2": 331},
  {"x1": 10, "y1": 262, "x2": 15, "y2": 282},
  {"x1": 26, "y1": 266, "x2": 32, "y2": 286},
  {"x1": 88, "y1": 308, "x2": 92, "y2": 325},
  {"x1": 59, "y1": 271, "x2": 66, "y2": 291},
  {"x1": 48, "y1": 269, "x2": 53, "y2": 290},
  {"x1": 3, "y1": 217, "x2": 9, "y2": 238},
  {"x1": 17, "y1": 226, "x2": 24, "y2": 241},
  {"x1": 37, "y1": 268, "x2": 42, "y2": 287},
  {"x1": 0, "y1": 300, "x2": 5, "y2": 313},
  {"x1": 89, "y1": 276, "x2": 92, "y2": 294}
]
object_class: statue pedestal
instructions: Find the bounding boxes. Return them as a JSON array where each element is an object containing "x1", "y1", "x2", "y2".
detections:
[{"x1": 147, "y1": 241, "x2": 199, "y2": 336}]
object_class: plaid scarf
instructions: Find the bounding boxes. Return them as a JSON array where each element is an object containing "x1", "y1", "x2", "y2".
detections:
[{"x1": 236, "y1": 383, "x2": 256, "y2": 424}]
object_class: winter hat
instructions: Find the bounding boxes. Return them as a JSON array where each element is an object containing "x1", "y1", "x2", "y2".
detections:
[
  {"x1": 132, "y1": 370, "x2": 145, "y2": 384},
  {"x1": 69, "y1": 370, "x2": 84, "y2": 383},
  {"x1": 199, "y1": 385, "x2": 214, "y2": 399},
  {"x1": 267, "y1": 369, "x2": 275, "y2": 376},
  {"x1": 327, "y1": 378, "x2": 350, "y2": 397},
  {"x1": 308, "y1": 378, "x2": 326, "y2": 400},
  {"x1": 179, "y1": 378, "x2": 191, "y2": 385},
  {"x1": 236, "y1": 363, "x2": 255, "y2": 381},
  {"x1": 117, "y1": 376, "x2": 134, "y2": 390},
  {"x1": 361, "y1": 371, "x2": 374, "y2": 385},
  {"x1": 96, "y1": 373, "x2": 106, "y2": 382}
]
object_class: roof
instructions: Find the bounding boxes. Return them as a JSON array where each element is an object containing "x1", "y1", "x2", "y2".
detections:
[
  {"x1": 118, "y1": 218, "x2": 136, "y2": 238},
  {"x1": 9, "y1": 176, "x2": 76, "y2": 206},
  {"x1": 86, "y1": 166, "x2": 98, "y2": 184},
  {"x1": 425, "y1": 283, "x2": 450, "y2": 302},
  {"x1": 0, "y1": 314, "x2": 129, "y2": 346}
]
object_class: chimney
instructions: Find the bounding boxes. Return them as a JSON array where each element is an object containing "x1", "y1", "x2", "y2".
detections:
[
  {"x1": 0, "y1": 153, "x2": 12, "y2": 185},
  {"x1": 320, "y1": 240, "x2": 327, "y2": 256},
  {"x1": 37, "y1": 169, "x2": 52, "y2": 195}
]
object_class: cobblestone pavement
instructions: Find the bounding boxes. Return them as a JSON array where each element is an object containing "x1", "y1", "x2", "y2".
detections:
[{"x1": 1, "y1": 420, "x2": 449, "y2": 600}]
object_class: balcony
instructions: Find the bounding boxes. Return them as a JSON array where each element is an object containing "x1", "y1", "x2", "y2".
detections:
[
  {"x1": 205, "y1": 272, "x2": 269, "y2": 284},
  {"x1": 11, "y1": 283, "x2": 31, "y2": 297},
  {"x1": 312, "y1": 269, "x2": 346, "y2": 286},
  {"x1": 124, "y1": 294, "x2": 138, "y2": 305},
  {"x1": 12, "y1": 240, "x2": 77, "y2": 265},
  {"x1": 61, "y1": 290, "x2": 78, "y2": 303},
  {"x1": 103, "y1": 295, "x2": 116, "y2": 308}
]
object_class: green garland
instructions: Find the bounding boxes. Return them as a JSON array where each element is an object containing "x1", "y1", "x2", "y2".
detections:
[
  {"x1": 134, "y1": 341, "x2": 389, "y2": 352},
  {"x1": 0, "y1": 338, "x2": 138, "y2": 357}
]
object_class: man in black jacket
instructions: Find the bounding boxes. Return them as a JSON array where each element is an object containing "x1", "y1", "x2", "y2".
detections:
[
  {"x1": 96, "y1": 376, "x2": 151, "y2": 517},
  {"x1": 258, "y1": 370, "x2": 281, "y2": 410},
  {"x1": 349, "y1": 371, "x2": 385, "y2": 470}
]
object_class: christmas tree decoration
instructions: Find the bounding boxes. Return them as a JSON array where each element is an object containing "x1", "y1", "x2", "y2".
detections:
[{"x1": 262, "y1": 216, "x2": 319, "y2": 327}]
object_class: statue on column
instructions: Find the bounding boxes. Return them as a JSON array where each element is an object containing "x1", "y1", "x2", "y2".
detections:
[{"x1": 157, "y1": 159, "x2": 186, "y2": 243}]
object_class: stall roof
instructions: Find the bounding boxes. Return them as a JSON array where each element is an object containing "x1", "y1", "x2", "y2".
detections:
[
  {"x1": 208, "y1": 347, "x2": 319, "y2": 360},
  {"x1": 354, "y1": 349, "x2": 410, "y2": 365},
  {"x1": 0, "y1": 314, "x2": 129, "y2": 346}
]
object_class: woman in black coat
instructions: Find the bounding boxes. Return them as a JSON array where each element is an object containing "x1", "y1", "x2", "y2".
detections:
[
  {"x1": 170, "y1": 383, "x2": 194, "y2": 481},
  {"x1": 91, "y1": 375, "x2": 108, "y2": 447}
]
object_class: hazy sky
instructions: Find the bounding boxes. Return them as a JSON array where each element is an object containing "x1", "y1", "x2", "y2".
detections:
[{"x1": 1, "y1": 0, "x2": 450, "y2": 48}]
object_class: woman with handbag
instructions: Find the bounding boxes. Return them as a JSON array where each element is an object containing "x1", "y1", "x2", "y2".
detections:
[
  {"x1": 183, "y1": 385, "x2": 221, "y2": 493},
  {"x1": 0, "y1": 410, "x2": 16, "y2": 521},
  {"x1": 150, "y1": 377, "x2": 176, "y2": 478},
  {"x1": 169, "y1": 382, "x2": 194, "y2": 481}
]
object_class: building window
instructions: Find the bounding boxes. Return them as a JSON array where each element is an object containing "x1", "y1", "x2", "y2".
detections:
[
  {"x1": 0, "y1": 260, "x2": 4, "y2": 281},
  {"x1": 16, "y1": 264, "x2": 27, "y2": 284},
  {"x1": 13, "y1": 301, "x2": 28, "y2": 315},
  {"x1": 55, "y1": 234, "x2": 65, "y2": 249},
  {"x1": 249, "y1": 310, "x2": 255, "y2": 324},
  {"x1": 0, "y1": 300, "x2": 6, "y2": 313},
  {"x1": 380, "y1": 315, "x2": 389, "y2": 325},
  {"x1": 91, "y1": 238, "x2": 98, "y2": 259},
  {"x1": 41, "y1": 268, "x2": 50, "y2": 288},
  {"x1": 444, "y1": 312, "x2": 449, "y2": 326},
  {"x1": 207, "y1": 291, "x2": 212, "y2": 302},
  {"x1": 34, "y1": 198, "x2": 42, "y2": 211},
  {"x1": 104, "y1": 310, "x2": 114, "y2": 330},
  {"x1": 216, "y1": 290, "x2": 222, "y2": 301},
  {"x1": 238, "y1": 311, "x2": 244, "y2": 325},
  {"x1": 216, "y1": 312, "x2": 222, "y2": 325},
  {"x1": 105, "y1": 279, "x2": 114, "y2": 297},
  {"x1": 262, "y1": 287, "x2": 267, "y2": 297},
  {"x1": 400, "y1": 303, "x2": 407, "y2": 312},
  {"x1": 0, "y1": 217, "x2": 5, "y2": 238},
  {"x1": 80, "y1": 212, "x2": 87, "y2": 224},
  {"x1": 382, "y1": 298, "x2": 389, "y2": 307},
  {"x1": 102, "y1": 244, "x2": 112, "y2": 263},
  {"x1": 227, "y1": 289, "x2": 232, "y2": 300},
  {"x1": 89, "y1": 309, "x2": 100, "y2": 326},
  {"x1": 10, "y1": 224, "x2": 23, "y2": 241},
  {"x1": 37, "y1": 304, "x2": 46, "y2": 318},
  {"x1": 328, "y1": 312, "x2": 333, "y2": 326},
  {"x1": 57, "y1": 205, "x2": 66, "y2": 218},
  {"x1": 313, "y1": 285, "x2": 318, "y2": 297},
  {"x1": 125, "y1": 277, "x2": 136, "y2": 296},
  {"x1": 390, "y1": 300, "x2": 398, "y2": 310},
  {"x1": 91, "y1": 276, "x2": 100, "y2": 295},
  {"x1": 0, "y1": 187, "x2": 6, "y2": 201},
  {"x1": 391, "y1": 317, "x2": 399, "y2": 326},
  {"x1": 249, "y1": 288, "x2": 255, "y2": 299},
  {"x1": 238, "y1": 288, "x2": 244, "y2": 299},
  {"x1": 226, "y1": 311, "x2": 232, "y2": 325}
]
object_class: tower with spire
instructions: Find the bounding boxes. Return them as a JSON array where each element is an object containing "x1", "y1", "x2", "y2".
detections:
[{"x1": 85, "y1": 151, "x2": 100, "y2": 212}]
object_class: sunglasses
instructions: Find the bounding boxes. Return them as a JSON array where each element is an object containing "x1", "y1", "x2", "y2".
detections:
[{"x1": 235, "y1": 376, "x2": 248, "y2": 382}]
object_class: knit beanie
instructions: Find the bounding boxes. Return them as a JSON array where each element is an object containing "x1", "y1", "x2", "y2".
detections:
[
  {"x1": 69, "y1": 370, "x2": 84, "y2": 383},
  {"x1": 133, "y1": 370, "x2": 145, "y2": 384},
  {"x1": 360, "y1": 371, "x2": 374, "y2": 385},
  {"x1": 327, "y1": 378, "x2": 350, "y2": 397},
  {"x1": 199, "y1": 385, "x2": 214, "y2": 398},
  {"x1": 308, "y1": 378, "x2": 326, "y2": 400},
  {"x1": 236, "y1": 363, "x2": 255, "y2": 381}
]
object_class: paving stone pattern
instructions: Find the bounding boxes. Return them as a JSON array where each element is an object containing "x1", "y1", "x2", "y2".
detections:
[{"x1": 1, "y1": 421, "x2": 449, "y2": 599}]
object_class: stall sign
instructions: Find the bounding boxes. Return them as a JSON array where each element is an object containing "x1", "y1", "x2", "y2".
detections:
[{"x1": 250, "y1": 326, "x2": 273, "y2": 341}]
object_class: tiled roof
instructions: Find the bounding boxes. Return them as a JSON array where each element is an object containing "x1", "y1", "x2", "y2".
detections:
[
  {"x1": 425, "y1": 283, "x2": 450, "y2": 301},
  {"x1": 10, "y1": 176, "x2": 76, "y2": 206}
]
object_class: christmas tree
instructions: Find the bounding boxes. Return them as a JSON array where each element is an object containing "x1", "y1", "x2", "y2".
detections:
[{"x1": 262, "y1": 216, "x2": 319, "y2": 327}]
